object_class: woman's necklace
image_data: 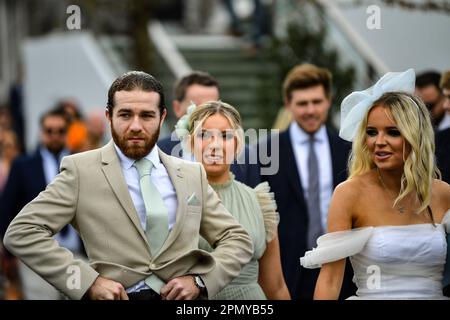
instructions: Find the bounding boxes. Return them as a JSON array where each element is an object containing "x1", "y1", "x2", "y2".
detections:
[{"x1": 377, "y1": 167, "x2": 406, "y2": 214}]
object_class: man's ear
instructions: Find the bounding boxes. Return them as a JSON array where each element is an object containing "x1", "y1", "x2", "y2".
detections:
[
  {"x1": 105, "y1": 108, "x2": 111, "y2": 122},
  {"x1": 160, "y1": 108, "x2": 167, "y2": 126},
  {"x1": 283, "y1": 97, "x2": 290, "y2": 109}
]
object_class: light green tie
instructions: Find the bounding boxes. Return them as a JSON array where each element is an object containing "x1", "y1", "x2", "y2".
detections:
[{"x1": 133, "y1": 158, "x2": 169, "y2": 293}]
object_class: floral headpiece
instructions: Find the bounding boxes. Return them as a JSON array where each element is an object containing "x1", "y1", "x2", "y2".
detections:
[
  {"x1": 339, "y1": 68, "x2": 416, "y2": 142},
  {"x1": 174, "y1": 101, "x2": 197, "y2": 153}
]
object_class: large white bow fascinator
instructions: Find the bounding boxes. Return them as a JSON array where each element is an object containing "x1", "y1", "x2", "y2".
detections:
[{"x1": 339, "y1": 68, "x2": 416, "y2": 141}]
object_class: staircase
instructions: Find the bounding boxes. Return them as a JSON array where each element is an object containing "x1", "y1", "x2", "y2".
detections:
[
  {"x1": 176, "y1": 37, "x2": 280, "y2": 131},
  {"x1": 151, "y1": 25, "x2": 281, "y2": 132},
  {"x1": 99, "y1": 23, "x2": 281, "y2": 133}
]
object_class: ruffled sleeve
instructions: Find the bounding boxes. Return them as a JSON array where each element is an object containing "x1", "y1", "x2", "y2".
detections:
[
  {"x1": 300, "y1": 227, "x2": 374, "y2": 269},
  {"x1": 254, "y1": 182, "x2": 280, "y2": 243}
]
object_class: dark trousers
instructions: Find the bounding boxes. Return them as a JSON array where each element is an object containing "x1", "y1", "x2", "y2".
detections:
[{"x1": 128, "y1": 289, "x2": 161, "y2": 300}]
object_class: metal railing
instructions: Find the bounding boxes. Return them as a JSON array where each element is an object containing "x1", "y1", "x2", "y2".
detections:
[
  {"x1": 273, "y1": 0, "x2": 389, "y2": 88},
  {"x1": 147, "y1": 20, "x2": 192, "y2": 79}
]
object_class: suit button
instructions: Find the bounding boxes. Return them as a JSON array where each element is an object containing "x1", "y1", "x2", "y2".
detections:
[{"x1": 150, "y1": 263, "x2": 155, "y2": 269}]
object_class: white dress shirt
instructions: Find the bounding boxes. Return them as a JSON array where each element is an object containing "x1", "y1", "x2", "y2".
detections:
[
  {"x1": 438, "y1": 113, "x2": 450, "y2": 131},
  {"x1": 289, "y1": 123, "x2": 333, "y2": 232},
  {"x1": 114, "y1": 144, "x2": 178, "y2": 232},
  {"x1": 40, "y1": 147, "x2": 69, "y2": 185},
  {"x1": 114, "y1": 144, "x2": 178, "y2": 293}
]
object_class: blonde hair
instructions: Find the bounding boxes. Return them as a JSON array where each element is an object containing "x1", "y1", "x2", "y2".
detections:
[
  {"x1": 349, "y1": 92, "x2": 439, "y2": 214},
  {"x1": 187, "y1": 101, "x2": 244, "y2": 156},
  {"x1": 440, "y1": 70, "x2": 450, "y2": 90}
]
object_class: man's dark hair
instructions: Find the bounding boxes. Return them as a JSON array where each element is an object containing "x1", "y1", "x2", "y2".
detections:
[
  {"x1": 53, "y1": 99, "x2": 83, "y2": 122},
  {"x1": 416, "y1": 71, "x2": 441, "y2": 89},
  {"x1": 174, "y1": 71, "x2": 219, "y2": 102},
  {"x1": 39, "y1": 108, "x2": 69, "y2": 128},
  {"x1": 107, "y1": 71, "x2": 166, "y2": 115}
]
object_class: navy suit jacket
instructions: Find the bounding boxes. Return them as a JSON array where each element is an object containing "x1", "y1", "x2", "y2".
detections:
[
  {"x1": 259, "y1": 126, "x2": 356, "y2": 299},
  {"x1": 158, "y1": 135, "x2": 261, "y2": 188},
  {"x1": 436, "y1": 127, "x2": 450, "y2": 184},
  {"x1": 1, "y1": 149, "x2": 82, "y2": 254},
  {"x1": 0, "y1": 149, "x2": 47, "y2": 237},
  {"x1": 436, "y1": 128, "x2": 450, "y2": 296}
]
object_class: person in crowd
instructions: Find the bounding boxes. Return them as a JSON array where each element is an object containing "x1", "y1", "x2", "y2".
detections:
[
  {"x1": 302, "y1": 68, "x2": 450, "y2": 299},
  {"x1": 0, "y1": 129, "x2": 21, "y2": 300},
  {"x1": 159, "y1": 70, "x2": 260, "y2": 187},
  {"x1": 159, "y1": 71, "x2": 220, "y2": 158},
  {"x1": 85, "y1": 109, "x2": 107, "y2": 150},
  {"x1": 221, "y1": 0, "x2": 269, "y2": 52},
  {"x1": 258, "y1": 63, "x2": 355, "y2": 299},
  {"x1": 54, "y1": 99, "x2": 88, "y2": 153},
  {"x1": 0, "y1": 130, "x2": 20, "y2": 193},
  {"x1": 0, "y1": 108, "x2": 85, "y2": 299},
  {"x1": 415, "y1": 71, "x2": 449, "y2": 130},
  {"x1": 3, "y1": 71, "x2": 253, "y2": 300},
  {"x1": 436, "y1": 70, "x2": 450, "y2": 184},
  {"x1": 176, "y1": 100, "x2": 290, "y2": 299}
]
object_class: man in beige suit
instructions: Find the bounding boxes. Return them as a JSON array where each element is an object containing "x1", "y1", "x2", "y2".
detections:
[{"x1": 3, "y1": 71, "x2": 253, "y2": 300}]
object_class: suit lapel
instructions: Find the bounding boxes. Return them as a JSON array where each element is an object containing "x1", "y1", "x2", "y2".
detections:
[
  {"x1": 327, "y1": 128, "x2": 339, "y2": 188},
  {"x1": 156, "y1": 149, "x2": 188, "y2": 256},
  {"x1": 327, "y1": 127, "x2": 350, "y2": 188},
  {"x1": 34, "y1": 149, "x2": 48, "y2": 190},
  {"x1": 100, "y1": 141, "x2": 149, "y2": 246}
]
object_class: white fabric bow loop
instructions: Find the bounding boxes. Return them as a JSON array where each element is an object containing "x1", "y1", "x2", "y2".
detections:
[{"x1": 339, "y1": 68, "x2": 416, "y2": 141}]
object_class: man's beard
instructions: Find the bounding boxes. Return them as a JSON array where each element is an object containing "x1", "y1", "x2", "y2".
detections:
[
  {"x1": 46, "y1": 143, "x2": 65, "y2": 155},
  {"x1": 111, "y1": 123, "x2": 160, "y2": 159}
]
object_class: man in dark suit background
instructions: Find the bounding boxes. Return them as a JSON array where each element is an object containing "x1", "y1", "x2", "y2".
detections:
[
  {"x1": 415, "y1": 71, "x2": 449, "y2": 131},
  {"x1": 159, "y1": 71, "x2": 260, "y2": 187},
  {"x1": 0, "y1": 108, "x2": 84, "y2": 299},
  {"x1": 259, "y1": 64, "x2": 355, "y2": 300},
  {"x1": 436, "y1": 70, "x2": 450, "y2": 186},
  {"x1": 437, "y1": 71, "x2": 450, "y2": 297}
]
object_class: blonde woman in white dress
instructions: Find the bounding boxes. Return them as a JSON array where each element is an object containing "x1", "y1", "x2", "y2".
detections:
[{"x1": 301, "y1": 69, "x2": 450, "y2": 299}]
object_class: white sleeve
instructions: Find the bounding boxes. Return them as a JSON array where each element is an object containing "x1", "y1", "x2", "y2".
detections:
[{"x1": 300, "y1": 227, "x2": 374, "y2": 269}]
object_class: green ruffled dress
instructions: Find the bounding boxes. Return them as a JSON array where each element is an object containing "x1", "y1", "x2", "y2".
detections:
[{"x1": 200, "y1": 174, "x2": 279, "y2": 300}]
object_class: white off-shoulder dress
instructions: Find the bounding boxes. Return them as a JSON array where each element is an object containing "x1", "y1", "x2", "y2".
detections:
[{"x1": 301, "y1": 210, "x2": 450, "y2": 299}]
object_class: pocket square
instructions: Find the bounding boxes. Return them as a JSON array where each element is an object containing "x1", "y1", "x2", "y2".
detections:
[{"x1": 187, "y1": 193, "x2": 201, "y2": 206}]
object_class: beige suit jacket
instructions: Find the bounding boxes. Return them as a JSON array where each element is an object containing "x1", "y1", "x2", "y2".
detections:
[{"x1": 4, "y1": 141, "x2": 253, "y2": 300}]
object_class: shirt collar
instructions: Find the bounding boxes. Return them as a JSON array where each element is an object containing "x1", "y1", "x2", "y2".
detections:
[
  {"x1": 114, "y1": 143, "x2": 161, "y2": 170},
  {"x1": 289, "y1": 122, "x2": 327, "y2": 145}
]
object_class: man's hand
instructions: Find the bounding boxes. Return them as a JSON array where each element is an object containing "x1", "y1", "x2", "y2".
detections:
[
  {"x1": 160, "y1": 275, "x2": 200, "y2": 300},
  {"x1": 86, "y1": 276, "x2": 129, "y2": 300}
]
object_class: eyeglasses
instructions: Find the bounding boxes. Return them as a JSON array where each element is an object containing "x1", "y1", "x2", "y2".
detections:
[{"x1": 43, "y1": 127, "x2": 67, "y2": 135}]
